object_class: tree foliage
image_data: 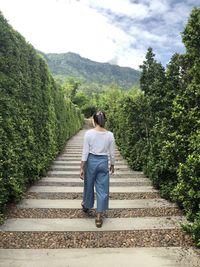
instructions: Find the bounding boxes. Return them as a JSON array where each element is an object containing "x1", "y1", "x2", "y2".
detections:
[{"x1": 103, "y1": 8, "x2": 200, "y2": 246}]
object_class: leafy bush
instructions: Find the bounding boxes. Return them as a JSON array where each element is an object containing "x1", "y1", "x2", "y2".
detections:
[
  {"x1": 182, "y1": 212, "x2": 200, "y2": 247},
  {"x1": 172, "y1": 131, "x2": 200, "y2": 220},
  {"x1": 0, "y1": 13, "x2": 83, "y2": 214},
  {"x1": 104, "y1": 8, "x2": 200, "y2": 246}
]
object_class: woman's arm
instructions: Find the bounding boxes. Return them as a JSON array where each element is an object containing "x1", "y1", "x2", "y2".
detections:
[
  {"x1": 80, "y1": 132, "x2": 89, "y2": 179},
  {"x1": 109, "y1": 134, "x2": 115, "y2": 174}
]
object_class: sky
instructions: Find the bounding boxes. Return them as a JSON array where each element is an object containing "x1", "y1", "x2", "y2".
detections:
[{"x1": 0, "y1": 0, "x2": 199, "y2": 70}]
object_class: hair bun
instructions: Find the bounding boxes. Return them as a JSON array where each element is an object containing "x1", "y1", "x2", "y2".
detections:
[{"x1": 93, "y1": 111, "x2": 106, "y2": 127}]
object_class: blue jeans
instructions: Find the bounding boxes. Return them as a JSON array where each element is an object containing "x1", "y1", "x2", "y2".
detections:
[{"x1": 83, "y1": 153, "x2": 109, "y2": 212}]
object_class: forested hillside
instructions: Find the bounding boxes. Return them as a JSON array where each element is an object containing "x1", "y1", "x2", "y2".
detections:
[
  {"x1": 40, "y1": 52, "x2": 140, "y2": 89},
  {"x1": 100, "y1": 8, "x2": 200, "y2": 246},
  {"x1": 0, "y1": 12, "x2": 83, "y2": 217}
]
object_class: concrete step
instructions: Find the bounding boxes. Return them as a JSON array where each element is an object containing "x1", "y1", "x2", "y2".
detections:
[
  {"x1": 56, "y1": 155, "x2": 82, "y2": 159},
  {"x1": 53, "y1": 160, "x2": 127, "y2": 165},
  {"x1": 1, "y1": 127, "x2": 195, "y2": 266},
  {"x1": 47, "y1": 170, "x2": 146, "y2": 178},
  {"x1": 36, "y1": 182, "x2": 152, "y2": 187},
  {"x1": 59, "y1": 150, "x2": 121, "y2": 153},
  {"x1": 0, "y1": 247, "x2": 199, "y2": 267},
  {"x1": 28, "y1": 186, "x2": 157, "y2": 193},
  {"x1": 63, "y1": 149, "x2": 120, "y2": 152},
  {"x1": 65, "y1": 144, "x2": 84, "y2": 146},
  {"x1": 50, "y1": 165, "x2": 130, "y2": 171},
  {"x1": 17, "y1": 199, "x2": 177, "y2": 209},
  {"x1": 62, "y1": 148, "x2": 120, "y2": 151},
  {"x1": 55, "y1": 157, "x2": 84, "y2": 161},
  {"x1": 61, "y1": 153, "x2": 122, "y2": 157},
  {"x1": 62, "y1": 153, "x2": 121, "y2": 157},
  {"x1": 57, "y1": 154, "x2": 123, "y2": 158},
  {"x1": 55, "y1": 157, "x2": 125, "y2": 162},
  {"x1": 0, "y1": 217, "x2": 186, "y2": 232},
  {"x1": 40, "y1": 177, "x2": 150, "y2": 183}
]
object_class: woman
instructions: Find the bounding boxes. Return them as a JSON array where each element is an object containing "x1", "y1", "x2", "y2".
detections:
[{"x1": 80, "y1": 111, "x2": 115, "y2": 228}]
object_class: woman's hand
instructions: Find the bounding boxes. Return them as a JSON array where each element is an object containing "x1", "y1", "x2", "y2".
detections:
[
  {"x1": 110, "y1": 165, "x2": 114, "y2": 175},
  {"x1": 80, "y1": 167, "x2": 85, "y2": 180},
  {"x1": 80, "y1": 161, "x2": 86, "y2": 180}
]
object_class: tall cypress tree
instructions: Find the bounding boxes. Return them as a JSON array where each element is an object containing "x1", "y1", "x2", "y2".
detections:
[
  {"x1": 172, "y1": 8, "x2": 200, "y2": 222},
  {"x1": 139, "y1": 47, "x2": 156, "y2": 94}
]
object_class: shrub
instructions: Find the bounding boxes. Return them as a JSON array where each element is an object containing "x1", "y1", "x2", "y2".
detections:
[{"x1": 0, "y1": 13, "x2": 83, "y2": 214}]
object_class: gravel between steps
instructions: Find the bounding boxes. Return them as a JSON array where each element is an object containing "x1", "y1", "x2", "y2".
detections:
[
  {"x1": 26, "y1": 192, "x2": 161, "y2": 200},
  {"x1": 4, "y1": 207, "x2": 183, "y2": 219},
  {"x1": 0, "y1": 229, "x2": 193, "y2": 248},
  {"x1": 1, "y1": 129, "x2": 195, "y2": 252}
]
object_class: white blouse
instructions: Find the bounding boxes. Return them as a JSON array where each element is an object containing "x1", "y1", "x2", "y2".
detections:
[{"x1": 81, "y1": 129, "x2": 115, "y2": 165}]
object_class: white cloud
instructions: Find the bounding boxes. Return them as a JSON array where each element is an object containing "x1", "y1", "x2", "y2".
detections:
[
  {"x1": 0, "y1": 0, "x2": 198, "y2": 69},
  {"x1": 88, "y1": 0, "x2": 149, "y2": 19},
  {"x1": 117, "y1": 50, "x2": 145, "y2": 70},
  {"x1": 148, "y1": 0, "x2": 170, "y2": 15},
  {"x1": 0, "y1": 0, "x2": 117, "y2": 61},
  {"x1": 186, "y1": 0, "x2": 200, "y2": 4},
  {"x1": 0, "y1": 0, "x2": 141, "y2": 68}
]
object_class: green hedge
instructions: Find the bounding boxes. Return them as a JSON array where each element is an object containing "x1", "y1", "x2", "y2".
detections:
[
  {"x1": 0, "y1": 13, "x2": 83, "y2": 215},
  {"x1": 105, "y1": 8, "x2": 200, "y2": 246},
  {"x1": 106, "y1": 81, "x2": 200, "y2": 247}
]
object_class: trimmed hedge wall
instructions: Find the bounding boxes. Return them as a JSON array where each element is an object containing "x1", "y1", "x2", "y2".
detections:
[
  {"x1": 105, "y1": 9, "x2": 200, "y2": 246},
  {"x1": 0, "y1": 13, "x2": 83, "y2": 214}
]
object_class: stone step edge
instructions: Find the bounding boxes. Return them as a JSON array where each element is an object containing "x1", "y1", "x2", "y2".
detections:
[
  {"x1": 49, "y1": 172, "x2": 144, "y2": 177},
  {"x1": 17, "y1": 199, "x2": 178, "y2": 209},
  {"x1": 0, "y1": 217, "x2": 187, "y2": 232},
  {"x1": 49, "y1": 168, "x2": 132, "y2": 171},
  {"x1": 0, "y1": 247, "x2": 198, "y2": 267},
  {"x1": 40, "y1": 177, "x2": 150, "y2": 182},
  {"x1": 28, "y1": 186, "x2": 157, "y2": 193}
]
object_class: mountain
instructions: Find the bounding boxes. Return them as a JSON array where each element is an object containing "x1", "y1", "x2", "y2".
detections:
[{"x1": 40, "y1": 52, "x2": 140, "y2": 89}]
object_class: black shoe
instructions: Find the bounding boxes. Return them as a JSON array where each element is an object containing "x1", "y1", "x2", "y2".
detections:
[
  {"x1": 81, "y1": 202, "x2": 89, "y2": 213},
  {"x1": 95, "y1": 217, "x2": 103, "y2": 228}
]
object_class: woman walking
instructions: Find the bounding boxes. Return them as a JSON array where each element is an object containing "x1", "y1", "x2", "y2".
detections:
[{"x1": 80, "y1": 111, "x2": 115, "y2": 228}]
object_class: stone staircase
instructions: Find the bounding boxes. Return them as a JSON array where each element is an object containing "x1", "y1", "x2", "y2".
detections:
[{"x1": 0, "y1": 129, "x2": 199, "y2": 267}]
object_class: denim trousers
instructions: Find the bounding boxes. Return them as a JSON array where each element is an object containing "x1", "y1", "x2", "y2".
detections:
[{"x1": 83, "y1": 153, "x2": 109, "y2": 212}]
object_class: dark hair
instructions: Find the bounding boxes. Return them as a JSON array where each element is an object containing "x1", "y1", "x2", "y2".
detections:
[{"x1": 93, "y1": 111, "x2": 106, "y2": 127}]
